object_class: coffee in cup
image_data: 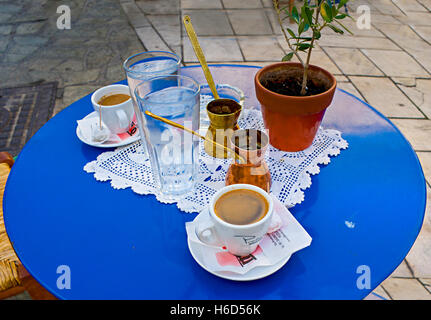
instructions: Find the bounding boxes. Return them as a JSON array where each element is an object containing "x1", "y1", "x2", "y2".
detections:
[
  {"x1": 98, "y1": 93, "x2": 130, "y2": 106},
  {"x1": 197, "y1": 184, "x2": 274, "y2": 256},
  {"x1": 214, "y1": 189, "x2": 269, "y2": 225},
  {"x1": 91, "y1": 84, "x2": 134, "y2": 134}
]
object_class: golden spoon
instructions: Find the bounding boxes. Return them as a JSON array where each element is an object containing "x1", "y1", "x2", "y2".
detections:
[{"x1": 144, "y1": 110, "x2": 245, "y2": 163}]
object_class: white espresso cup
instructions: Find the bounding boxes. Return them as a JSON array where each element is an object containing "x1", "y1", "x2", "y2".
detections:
[
  {"x1": 197, "y1": 184, "x2": 274, "y2": 257},
  {"x1": 91, "y1": 84, "x2": 134, "y2": 134}
]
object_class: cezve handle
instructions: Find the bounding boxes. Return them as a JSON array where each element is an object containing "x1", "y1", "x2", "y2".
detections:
[{"x1": 183, "y1": 15, "x2": 219, "y2": 100}]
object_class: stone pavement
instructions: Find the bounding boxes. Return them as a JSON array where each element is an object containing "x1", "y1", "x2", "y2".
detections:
[
  {"x1": 0, "y1": 0, "x2": 430, "y2": 299},
  {"x1": 0, "y1": 0, "x2": 144, "y2": 116}
]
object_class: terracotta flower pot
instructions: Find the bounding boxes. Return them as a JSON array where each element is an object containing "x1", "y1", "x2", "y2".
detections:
[{"x1": 254, "y1": 62, "x2": 337, "y2": 152}]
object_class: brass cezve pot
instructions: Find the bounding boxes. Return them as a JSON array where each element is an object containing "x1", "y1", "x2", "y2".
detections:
[{"x1": 204, "y1": 99, "x2": 242, "y2": 159}]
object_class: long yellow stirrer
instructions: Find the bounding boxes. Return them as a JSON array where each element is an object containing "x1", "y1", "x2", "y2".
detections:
[
  {"x1": 183, "y1": 15, "x2": 220, "y2": 100},
  {"x1": 144, "y1": 110, "x2": 245, "y2": 163}
]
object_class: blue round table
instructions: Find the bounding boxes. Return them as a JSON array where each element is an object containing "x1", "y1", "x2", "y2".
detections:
[{"x1": 4, "y1": 65, "x2": 427, "y2": 299}]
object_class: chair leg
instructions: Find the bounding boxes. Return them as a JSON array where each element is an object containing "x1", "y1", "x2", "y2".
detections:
[
  {"x1": 18, "y1": 265, "x2": 57, "y2": 300},
  {"x1": 0, "y1": 285, "x2": 26, "y2": 300}
]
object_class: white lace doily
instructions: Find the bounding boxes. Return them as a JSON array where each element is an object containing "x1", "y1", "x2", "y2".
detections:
[{"x1": 84, "y1": 96, "x2": 348, "y2": 213}]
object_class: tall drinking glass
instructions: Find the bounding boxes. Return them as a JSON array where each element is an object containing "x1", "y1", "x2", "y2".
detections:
[
  {"x1": 123, "y1": 51, "x2": 181, "y2": 150},
  {"x1": 135, "y1": 75, "x2": 200, "y2": 197}
]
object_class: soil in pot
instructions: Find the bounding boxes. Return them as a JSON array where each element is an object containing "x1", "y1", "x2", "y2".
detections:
[{"x1": 259, "y1": 67, "x2": 332, "y2": 97}]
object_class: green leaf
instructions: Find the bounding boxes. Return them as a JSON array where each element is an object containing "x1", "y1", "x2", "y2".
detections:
[
  {"x1": 328, "y1": 24, "x2": 344, "y2": 34},
  {"x1": 331, "y1": 4, "x2": 338, "y2": 17},
  {"x1": 338, "y1": 0, "x2": 348, "y2": 9},
  {"x1": 291, "y1": 6, "x2": 300, "y2": 23},
  {"x1": 335, "y1": 13, "x2": 347, "y2": 19},
  {"x1": 321, "y1": 3, "x2": 333, "y2": 23},
  {"x1": 298, "y1": 21, "x2": 305, "y2": 35},
  {"x1": 313, "y1": 29, "x2": 321, "y2": 39},
  {"x1": 282, "y1": 52, "x2": 294, "y2": 61},
  {"x1": 286, "y1": 27, "x2": 296, "y2": 38},
  {"x1": 335, "y1": 19, "x2": 354, "y2": 35},
  {"x1": 301, "y1": 6, "x2": 313, "y2": 25},
  {"x1": 297, "y1": 43, "x2": 312, "y2": 51}
]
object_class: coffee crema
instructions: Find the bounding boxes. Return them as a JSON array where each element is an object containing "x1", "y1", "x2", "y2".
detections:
[
  {"x1": 214, "y1": 189, "x2": 268, "y2": 225},
  {"x1": 98, "y1": 93, "x2": 130, "y2": 106}
]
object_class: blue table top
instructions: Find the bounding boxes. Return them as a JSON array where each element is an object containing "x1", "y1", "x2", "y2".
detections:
[{"x1": 3, "y1": 65, "x2": 427, "y2": 299}]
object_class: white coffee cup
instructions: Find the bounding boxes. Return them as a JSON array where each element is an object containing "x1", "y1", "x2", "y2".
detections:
[
  {"x1": 91, "y1": 84, "x2": 134, "y2": 134},
  {"x1": 197, "y1": 184, "x2": 274, "y2": 257}
]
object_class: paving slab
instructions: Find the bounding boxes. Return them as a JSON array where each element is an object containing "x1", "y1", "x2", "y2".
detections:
[
  {"x1": 222, "y1": 0, "x2": 262, "y2": 8},
  {"x1": 397, "y1": 79, "x2": 431, "y2": 119},
  {"x1": 136, "y1": 0, "x2": 179, "y2": 15},
  {"x1": 382, "y1": 278, "x2": 431, "y2": 300},
  {"x1": 337, "y1": 82, "x2": 364, "y2": 99},
  {"x1": 371, "y1": 14, "x2": 403, "y2": 25},
  {"x1": 181, "y1": 0, "x2": 223, "y2": 9},
  {"x1": 317, "y1": 34, "x2": 399, "y2": 50},
  {"x1": 238, "y1": 36, "x2": 285, "y2": 61},
  {"x1": 183, "y1": 36, "x2": 243, "y2": 62},
  {"x1": 227, "y1": 9, "x2": 272, "y2": 35},
  {"x1": 397, "y1": 12, "x2": 431, "y2": 26},
  {"x1": 323, "y1": 47, "x2": 383, "y2": 76},
  {"x1": 321, "y1": 18, "x2": 385, "y2": 38},
  {"x1": 405, "y1": 185, "x2": 431, "y2": 279},
  {"x1": 377, "y1": 23, "x2": 423, "y2": 45},
  {"x1": 264, "y1": 7, "x2": 292, "y2": 35},
  {"x1": 392, "y1": 0, "x2": 428, "y2": 12},
  {"x1": 369, "y1": 285, "x2": 391, "y2": 300},
  {"x1": 135, "y1": 26, "x2": 171, "y2": 51},
  {"x1": 372, "y1": 0, "x2": 404, "y2": 16},
  {"x1": 417, "y1": 152, "x2": 431, "y2": 184},
  {"x1": 147, "y1": 15, "x2": 181, "y2": 49},
  {"x1": 260, "y1": 0, "x2": 272, "y2": 7},
  {"x1": 422, "y1": 278, "x2": 431, "y2": 293},
  {"x1": 120, "y1": 1, "x2": 151, "y2": 27},
  {"x1": 349, "y1": 76, "x2": 424, "y2": 118},
  {"x1": 391, "y1": 119, "x2": 431, "y2": 151},
  {"x1": 182, "y1": 10, "x2": 234, "y2": 36},
  {"x1": 411, "y1": 25, "x2": 431, "y2": 44},
  {"x1": 418, "y1": 0, "x2": 431, "y2": 10},
  {"x1": 361, "y1": 49, "x2": 429, "y2": 77},
  {"x1": 390, "y1": 260, "x2": 414, "y2": 278},
  {"x1": 288, "y1": 48, "x2": 342, "y2": 76}
]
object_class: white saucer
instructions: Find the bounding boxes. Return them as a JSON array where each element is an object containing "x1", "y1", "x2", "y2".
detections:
[
  {"x1": 76, "y1": 111, "x2": 140, "y2": 148},
  {"x1": 187, "y1": 212, "x2": 291, "y2": 281}
]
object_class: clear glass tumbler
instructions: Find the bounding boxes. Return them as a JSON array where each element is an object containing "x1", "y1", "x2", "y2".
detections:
[
  {"x1": 135, "y1": 75, "x2": 200, "y2": 198},
  {"x1": 123, "y1": 51, "x2": 181, "y2": 150}
]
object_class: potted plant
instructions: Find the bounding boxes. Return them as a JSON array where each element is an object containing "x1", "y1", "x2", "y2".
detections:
[{"x1": 255, "y1": 0, "x2": 352, "y2": 151}]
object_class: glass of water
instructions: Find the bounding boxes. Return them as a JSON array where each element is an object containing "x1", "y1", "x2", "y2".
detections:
[
  {"x1": 123, "y1": 51, "x2": 181, "y2": 149},
  {"x1": 135, "y1": 75, "x2": 200, "y2": 198}
]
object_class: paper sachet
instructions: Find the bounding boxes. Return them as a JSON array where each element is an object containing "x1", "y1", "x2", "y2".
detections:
[{"x1": 77, "y1": 114, "x2": 138, "y2": 144}]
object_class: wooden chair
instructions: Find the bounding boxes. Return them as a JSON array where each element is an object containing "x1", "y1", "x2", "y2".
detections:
[{"x1": 0, "y1": 152, "x2": 56, "y2": 300}]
